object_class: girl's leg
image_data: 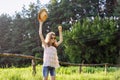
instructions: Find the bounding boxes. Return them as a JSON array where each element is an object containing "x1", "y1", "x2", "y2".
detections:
[
  {"x1": 49, "y1": 67, "x2": 55, "y2": 80},
  {"x1": 43, "y1": 77, "x2": 48, "y2": 80},
  {"x1": 43, "y1": 66, "x2": 49, "y2": 80},
  {"x1": 50, "y1": 76, "x2": 55, "y2": 80}
]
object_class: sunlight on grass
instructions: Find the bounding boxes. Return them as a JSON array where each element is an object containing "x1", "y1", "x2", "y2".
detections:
[{"x1": 0, "y1": 65, "x2": 120, "y2": 80}]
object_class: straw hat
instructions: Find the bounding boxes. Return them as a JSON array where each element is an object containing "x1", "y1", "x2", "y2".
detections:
[{"x1": 38, "y1": 8, "x2": 48, "y2": 22}]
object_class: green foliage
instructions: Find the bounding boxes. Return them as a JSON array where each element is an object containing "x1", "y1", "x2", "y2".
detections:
[
  {"x1": 113, "y1": 0, "x2": 120, "y2": 17},
  {"x1": 0, "y1": 14, "x2": 12, "y2": 52},
  {"x1": 63, "y1": 16, "x2": 119, "y2": 63},
  {"x1": 47, "y1": 0, "x2": 100, "y2": 32}
]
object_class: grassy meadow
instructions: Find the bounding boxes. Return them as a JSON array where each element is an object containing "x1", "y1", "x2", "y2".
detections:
[{"x1": 0, "y1": 65, "x2": 120, "y2": 80}]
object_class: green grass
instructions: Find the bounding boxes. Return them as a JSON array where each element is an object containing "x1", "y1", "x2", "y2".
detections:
[{"x1": 0, "y1": 65, "x2": 120, "y2": 80}]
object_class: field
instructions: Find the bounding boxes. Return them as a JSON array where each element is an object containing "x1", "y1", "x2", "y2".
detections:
[{"x1": 0, "y1": 65, "x2": 120, "y2": 80}]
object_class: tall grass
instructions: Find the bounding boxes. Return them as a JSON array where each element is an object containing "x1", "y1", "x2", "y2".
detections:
[{"x1": 0, "y1": 65, "x2": 120, "y2": 80}]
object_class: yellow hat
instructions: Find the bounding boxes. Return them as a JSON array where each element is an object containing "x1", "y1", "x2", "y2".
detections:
[{"x1": 38, "y1": 8, "x2": 48, "y2": 22}]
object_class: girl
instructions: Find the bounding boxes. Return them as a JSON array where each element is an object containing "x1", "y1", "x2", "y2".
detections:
[{"x1": 39, "y1": 21, "x2": 63, "y2": 80}]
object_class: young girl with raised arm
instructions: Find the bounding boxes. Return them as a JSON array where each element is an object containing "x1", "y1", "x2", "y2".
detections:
[{"x1": 39, "y1": 20, "x2": 63, "y2": 80}]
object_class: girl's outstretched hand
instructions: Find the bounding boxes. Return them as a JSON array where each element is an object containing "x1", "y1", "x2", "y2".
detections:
[{"x1": 58, "y1": 26, "x2": 62, "y2": 32}]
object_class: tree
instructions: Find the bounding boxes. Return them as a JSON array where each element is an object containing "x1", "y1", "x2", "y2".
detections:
[
  {"x1": 0, "y1": 2, "x2": 43, "y2": 66},
  {"x1": 113, "y1": 0, "x2": 120, "y2": 18},
  {"x1": 0, "y1": 14, "x2": 12, "y2": 52},
  {"x1": 106, "y1": 0, "x2": 118, "y2": 16},
  {"x1": 64, "y1": 17, "x2": 119, "y2": 64}
]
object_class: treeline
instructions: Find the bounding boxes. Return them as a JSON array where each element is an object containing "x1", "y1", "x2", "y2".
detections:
[
  {"x1": 64, "y1": 17, "x2": 120, "y2": 64},
  {"x1": 0, "y1": 0, "x2": 120, "y2": 67}
]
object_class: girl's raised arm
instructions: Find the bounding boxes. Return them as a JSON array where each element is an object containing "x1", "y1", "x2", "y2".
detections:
[
  {"x1": 56, "y1": 26, "x2": 63, "y2": 46},
  {"x1": 39, "y1": 22, "x2": 46, "y2": 46}
]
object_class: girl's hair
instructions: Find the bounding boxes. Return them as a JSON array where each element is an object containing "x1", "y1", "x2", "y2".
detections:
[{"x1": 45, "y1": 32, "x2": 57, "y2": 47}]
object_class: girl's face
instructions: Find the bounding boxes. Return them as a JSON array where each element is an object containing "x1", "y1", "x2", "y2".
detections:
[{"x1": 50, "y1": 35, "x2": 56, "y2": 43}]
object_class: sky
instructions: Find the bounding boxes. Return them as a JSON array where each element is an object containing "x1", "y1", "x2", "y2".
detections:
[{"x1": 0, "y1": 0, "x2": 50, "y2": 16}]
